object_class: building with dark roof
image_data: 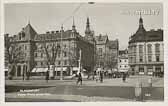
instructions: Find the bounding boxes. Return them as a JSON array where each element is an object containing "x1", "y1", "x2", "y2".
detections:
[
  {"x1": 128, "y1": 15, "x2": 163, "y2": 76},
  {"x1": 5, "y1": 18, "x2": 95, "y2": 78}
]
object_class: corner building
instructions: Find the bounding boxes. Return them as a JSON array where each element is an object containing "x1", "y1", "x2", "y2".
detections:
[
  {"x1": 5, "y1": 18, "x2": 95, "y2": 77},
  {"x1": 128, "y1": 16, "x2": 164, "y2": 76}
]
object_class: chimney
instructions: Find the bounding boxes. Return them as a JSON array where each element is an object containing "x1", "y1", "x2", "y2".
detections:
[
  {"x1": 51, "y1": 31, "x2": 55, "y2": 34},
  {"x1": 56, "y1": 30, "x2": 59, "y2": 33},
  {"x1": 46, "y1": 31, "x2": 50, "y2": 34}
]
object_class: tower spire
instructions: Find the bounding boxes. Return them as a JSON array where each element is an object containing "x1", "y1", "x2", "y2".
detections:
[
  {"x1": 139, "y1": 12, "x2": 143, "y2": 28},
  {"x1": 85, "y1": 17, "x2": 91, "y2": 35},
  {"x1": 72, "y1": 16, "x2": 76, "y2": 32}
]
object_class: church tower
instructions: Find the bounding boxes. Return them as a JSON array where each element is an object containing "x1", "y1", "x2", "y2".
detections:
[{"x1": 85, "y1": 17, "x2": 94, "y2": 42}]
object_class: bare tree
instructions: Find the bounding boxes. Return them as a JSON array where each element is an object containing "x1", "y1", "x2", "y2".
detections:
[
  {"x1": 5, "y1": 34, "x2": 24, "y2": 80},
  {"x1": 42, "y1": 40, "x2": 60, "y2": 79}
]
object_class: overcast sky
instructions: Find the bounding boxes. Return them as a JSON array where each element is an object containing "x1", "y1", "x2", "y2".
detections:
[{"x1": 4, "y1": 3, "x2": 163, "y2": 49}]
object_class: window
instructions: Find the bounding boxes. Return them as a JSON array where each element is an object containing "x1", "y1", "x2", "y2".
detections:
[
  {"x1": 139, "y1": 56, "x2": 143, "y2": 62},
  {"x1": 25, "y1": 45, "x2": 27, "y2": 50},
  {"x1": 41, "y1": 62, "x2": 43, "y2": 66},
  {"x1": 125, "y1": 65, "x2": 127, "y2": 68},
  {"x1": 99, "y1": 48, "x2": 103, "y2": 56},
  {"x1": 155, "y1": 44, "x2": 160, "y2": 54},
  {"x1": 19, "y1": 34, "x2": 21, "y2": 40},
  {"x1": 156, "y1": 55, "x2": 160, "y2": 62},
  {"x1": 58, "y1": 51, "x2": 61, "y2": 57},
  {"x1": 64, "y1": 52, "x2": 67, "y2": 57},
  {"x1": 133, "y1": 46, "x2": 136, "y2": 53},
  {"x1": 22, "y1": 32, "x2": 25, "y2": 38},
  {"x1": 120, "y1": 60, "x2": 122, "y2": 62},
  {"x1": 41, "y1": 53, "x2": 43, "y2": 58},
  {"x1": 35, "y1": 53, "x2": 37, "y2": 57},
  {"x1": 139, "y1": 45, "x2": 143, "y2": 54},
  {"x1": 139, "y1": 66, "x2": 144, "y2": 72},
  {"x1": 64, "y1": 44, "x2": 66, "y2": 48},
  {"x1": 64, "y1": 60, "x2": 67, "y2": 65},
  {"x1": 34, "y1": 62, "x2": 37, "y2": 66},
  {"x1": 125, "y1": 60, "x2": 127, "y2": 62},
  {"x1": 148, "y1": 55, "x2": 152, "y2": 62},
  {"x1": 147, "y1": 44, "x2": 152, "y2": 54},
  {"x1": 58, "y1": 61, "x2": 61, "y2": 65},
  {"x1": 147, "y1": 66, "x2": 153, "y2": 72}
]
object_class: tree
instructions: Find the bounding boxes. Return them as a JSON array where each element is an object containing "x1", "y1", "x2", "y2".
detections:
[
  {"x1": 5, "y1": 34, "x2": 24, "y2": 80},
  {"x1": 42, "y1": 40, "x2": 60, "y2": 79}
]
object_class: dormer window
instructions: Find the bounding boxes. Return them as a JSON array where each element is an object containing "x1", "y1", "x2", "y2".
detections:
[{"x1": 22, "y1": 32, "x2": 25, "y2": 38}]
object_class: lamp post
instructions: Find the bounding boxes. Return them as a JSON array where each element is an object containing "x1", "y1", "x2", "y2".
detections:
[{"x1": 60, "y1": 24, "x2": 63, "y2": 80}]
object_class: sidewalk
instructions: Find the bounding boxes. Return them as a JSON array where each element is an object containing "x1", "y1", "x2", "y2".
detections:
[{"x1": 5, "y1": 76, "x2": 164, "y2": 87}]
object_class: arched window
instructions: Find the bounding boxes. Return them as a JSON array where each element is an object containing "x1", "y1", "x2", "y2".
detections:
[
  {"x1": 147, "y1": 44, "x2": 152, "y2": 54},
  {"x1": 155, "y1": 43, "x2": 160, "y2": 54},
  {"x1": 139, "y1": 45, "x2": 143, "y2": 54}
]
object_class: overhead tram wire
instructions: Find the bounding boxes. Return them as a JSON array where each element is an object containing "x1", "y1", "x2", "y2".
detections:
[{"x1": 61, "y1": 3, "x2": 85, "y2": 26}]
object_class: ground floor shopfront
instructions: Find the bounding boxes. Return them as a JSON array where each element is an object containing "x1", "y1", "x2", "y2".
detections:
[{"x1": 129, "y1": 64, "x2": 164, "y2": 77}]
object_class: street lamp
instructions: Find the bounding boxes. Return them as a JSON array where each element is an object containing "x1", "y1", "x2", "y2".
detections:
[{"x1": 60, "y1": 24, "x2": 63, "y2": 80}]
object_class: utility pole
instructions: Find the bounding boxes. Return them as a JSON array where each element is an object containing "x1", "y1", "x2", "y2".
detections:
[{"x1": 60, "y1": 25, "x2": 63, "y2": 80}]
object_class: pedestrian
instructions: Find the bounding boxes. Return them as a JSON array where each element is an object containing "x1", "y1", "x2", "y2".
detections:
[
  {"x1": 76, "y1": 72, "x2": 82, "y2": 85},
  {"x1": 122, "y1": 72, "x2": 126, "y2": 82},
  {"x1": 22, "y1": 70, "x2": 25, "y2": 81},
  {"x1": 95, "y1": 71, "x2": 99, "y2": 82},
  {"x1": 46, "y1": 71, "x2": 49, "y2": 83},
  {"x1": 108, "y1": 69, "x2": 112, "y2": 79},
  {"x1": 100, "y1": 70, "x2": 103, "y2": 83}
]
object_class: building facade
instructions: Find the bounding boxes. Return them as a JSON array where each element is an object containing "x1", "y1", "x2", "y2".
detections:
[
  {"x1": 128, "y1": 16, "x2": 164, "y2": 76},
  {"x1": 118, "y1": 49, "x2": 129, "y2": 73},
  {"x1": 95, "y1": 34, "x2": 119, "y2": 70},
  {"x1": 5, "y1": 18, "x2": 95, "y2": 77}
]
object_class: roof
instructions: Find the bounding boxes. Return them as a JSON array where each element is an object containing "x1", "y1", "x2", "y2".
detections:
[
  {"x1": 129, "y1": 29, "x2": 163, "y2": 43},
  {"x1": 34, "y1": 30, "x2": 73, "y2": 41},
  {"x1": 95, "y1": 34, "x2": 108, "y2": 45},
  {"x1": 119, "y1": 50, "x2": 127, "y2": 55},
  {"x1": 107, "y1": 40, "x2": 118, "y2": 49},
  {"x1": 23, "y1": 23, "x2": 37, "y2": 40},
  {"x1": 34, "y1": 30, "x2": 93, "y2": 45}
]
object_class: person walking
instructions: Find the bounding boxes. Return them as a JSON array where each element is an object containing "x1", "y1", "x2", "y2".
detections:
[
  {"x1": 76, "y1": 72, "x2": 82, "y2": 85},
  {"x1": 100, "y1": 70, "x2": 103, "y2": 83},
  {"x1": 46, "y1": 71, "x2": 49, "y2": 83},
  {"x1": 122, "y1": 72, "x2": 126, "y2": 82}
]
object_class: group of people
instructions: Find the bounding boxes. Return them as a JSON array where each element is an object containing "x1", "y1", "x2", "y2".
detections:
[{"x1": 45, "y1": 68, "x2": 128, "y2": 84}]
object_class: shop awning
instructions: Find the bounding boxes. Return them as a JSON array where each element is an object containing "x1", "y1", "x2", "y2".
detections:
[
  {"x1": 55, "y1": 67, "x2": 67, "y2": 71},
  {"x1": 118, "y1": 69, "x2": 128, "y2": 72},
  {"x1": 32, "y1": 68, "x2": 48, "y2": 72}
]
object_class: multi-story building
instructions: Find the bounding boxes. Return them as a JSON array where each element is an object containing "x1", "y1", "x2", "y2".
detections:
[
  {"x1": 5, "y1": 18, "x2": 95, "y2": 77},
  {"x1": 128, "y1": 15, "x2": 163, "y2": 76},
  {"x1": 118, "y1": 49, "x2": 129, "y2": 73},
  {"x1": 95, "y1": 34, "x2": 119, "y2": 70}
]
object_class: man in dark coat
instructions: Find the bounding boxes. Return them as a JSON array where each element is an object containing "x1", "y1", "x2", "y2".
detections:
[
  {"x1": 76, "y1": 72, "x2": 82, "y2": 85},
  {"x1": 100, "y1": 71, "x2": 103, "y2": 83},
  {"x1": 122, "y1": 72, "x2": 126, "y2": 82}
]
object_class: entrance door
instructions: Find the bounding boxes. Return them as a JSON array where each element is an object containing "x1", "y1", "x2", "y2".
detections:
[{"x1": 17, "y1": 65, "x2": 21, "y2": 76}]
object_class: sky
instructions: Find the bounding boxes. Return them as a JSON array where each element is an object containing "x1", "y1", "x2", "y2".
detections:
[{"x1": 4, "y1": 3, "x2": 163, "y2": 49}]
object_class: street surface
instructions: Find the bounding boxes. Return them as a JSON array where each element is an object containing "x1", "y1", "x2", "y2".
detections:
[{"x1": 5, "y1": 75, "x2": 164, "y2": 102}]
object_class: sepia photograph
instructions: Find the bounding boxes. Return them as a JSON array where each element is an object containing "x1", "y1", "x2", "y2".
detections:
[{"x1": 3, "y1": 2, "x2": 164, "y2": 102}]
